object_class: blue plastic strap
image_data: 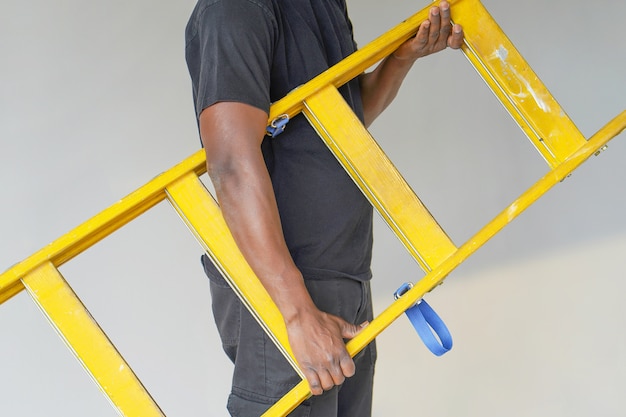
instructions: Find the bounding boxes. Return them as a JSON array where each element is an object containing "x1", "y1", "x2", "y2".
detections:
[
  {"x1": 266, "y1": 114, "x2": 289, "y2": 137},
  {"x1": 394, "y1": 282, "x2": 453, "y2": 356}
]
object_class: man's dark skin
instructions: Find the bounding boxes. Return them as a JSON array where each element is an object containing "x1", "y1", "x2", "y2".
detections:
[{"x1": 199, "y1": 2, "x2": 464, "y2": 396}]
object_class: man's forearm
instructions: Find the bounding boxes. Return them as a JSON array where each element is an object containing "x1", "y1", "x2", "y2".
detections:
[
  {"x1": 359, "y1": 1, "x2": 464, "y2": 127},
  {"x1": 359, "y1": 55, "x2": 415, "y2": 127},
  {"x1": 212, "y1": 162, "x2": 362, "y2": 396},
  {"x1": 212, "y1": 164, "x2": 317, "y2": 319},
  {"x1": 199, "y1": 102, "x2": 315, "y2": 318}
]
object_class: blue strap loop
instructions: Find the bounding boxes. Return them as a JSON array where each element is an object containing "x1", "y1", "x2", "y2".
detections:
[
  {"x1": 266, "y1": 114, "x2": 289, "y2": 137},
  {"x1": 394, "y1": 282, "x2": 453, "y2": 356}
]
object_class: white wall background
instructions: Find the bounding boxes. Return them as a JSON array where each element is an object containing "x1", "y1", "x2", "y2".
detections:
[{"x1": 1, "y1": 0, "x2": 625, "y2": 416}]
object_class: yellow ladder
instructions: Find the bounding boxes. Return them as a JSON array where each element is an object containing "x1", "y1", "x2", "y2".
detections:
[{"x1": 0, "y1": 0, "x2": 624, "y2": 416}]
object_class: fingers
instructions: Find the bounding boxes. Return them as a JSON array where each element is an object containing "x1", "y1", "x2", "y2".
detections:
[
  {"x1": 302, "y1": 353, "x2": 354, "y2": 396},
  {"x1": 303, "y1": 368, "x2": 324, "y2": 396},
  {"x1": 304, "y1": 366, "x2": 334, "y2": 396},
  {"x1": 429, "y1": 5, "x2": 443, "y2": 44},
  {"x1": 340, "y1": 319, "x2": 368, "y2": 339},
  {"x1": 297, "y1": 316, "x2": 363, "y2": 396},
  {"x1": 414, "y1": 4, "x2": 448, "y2": 52},
  {"x1": 437, "y1": 1, "x2": 464, "y2": 49},
  {"x1": 318, "y1": 352, "x2": 355, "y2": 391},
  {"x1": 339, "y1": 351, "x2": 356, "y2": 378},
  {"x1": 412, "y1": 19, "x2": 431, "y2": 51},
  {"x1": 393, "y1": 1, "x2": 464, "y2": 60},
  {"x1": 418, "y1": 2, "x2": 462, "y2": 52},
  {"x1": 439, "y1": 3, "x2": 454, "y2": 41},
  {"x1": 448, "y1": 23, "x2": 464, "y2": 49},
  {"x1": 430, "y1": 2, "x2": 454, "y2": 49}
]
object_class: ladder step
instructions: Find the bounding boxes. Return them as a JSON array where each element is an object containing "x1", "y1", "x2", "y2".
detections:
[
  {"x1": 303, "y1": 85, "x2": 458, "y2": 273},
  {"x1": 165, "y1": 172, "x2": 302, "y2": 377},
  {"x1": 454, "y1": 0, "x2": 587, "y2": 167},
  {"x1": 22, "y1": 261, "x2": 164, "y2": 417}
]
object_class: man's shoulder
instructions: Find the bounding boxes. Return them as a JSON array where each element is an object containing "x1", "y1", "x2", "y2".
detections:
[
  {"x1": 190, "y1": 0, "x2": 277, "y2": 18},
  {"x1": 187, "y1": 0, "x2": 278, "y2": 40}
]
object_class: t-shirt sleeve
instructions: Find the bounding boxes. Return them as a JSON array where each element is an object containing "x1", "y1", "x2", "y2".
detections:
[
  {"x1": 340, "y1": 0, "x2": 358, "y2": 49},
  {"x1": 185, "y1": 0, "x2": 276, "y2": 118}
]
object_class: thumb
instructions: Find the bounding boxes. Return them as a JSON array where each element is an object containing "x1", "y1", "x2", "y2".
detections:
[{"x1": 340, "y1": 320, "x2": 369, "y2": 339}]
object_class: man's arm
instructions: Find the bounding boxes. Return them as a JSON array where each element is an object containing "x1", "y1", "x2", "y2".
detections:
[
  {"x1": 199, "y1": 102, "x2": 364, "y2": 396},
  {"x1": 360, "y1": 1, "x2": 464, "y2": 126}
]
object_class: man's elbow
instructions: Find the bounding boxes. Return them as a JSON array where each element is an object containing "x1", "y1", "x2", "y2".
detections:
[{"x1": 205, "y1": 153, "x2": 238, "y2": 193}]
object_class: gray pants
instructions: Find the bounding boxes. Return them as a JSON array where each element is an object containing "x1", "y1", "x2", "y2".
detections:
[{"x1": 202, "y1": 255, "x2": 377, "y2": 417}]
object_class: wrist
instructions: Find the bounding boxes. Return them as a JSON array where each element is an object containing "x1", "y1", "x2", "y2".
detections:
[
  {"x1": 389, "y1": 51, "x2": 418, "y2": 65},
  {"x1": 262, "y1": 271, "x2": 317, "y2": 323},
  {"x1": 280, "y1": 296, "x2": 317, "y2": 325}
]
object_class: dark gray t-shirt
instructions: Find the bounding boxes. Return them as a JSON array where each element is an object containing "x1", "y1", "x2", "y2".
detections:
[{"x1": 186, "y1": 0, "x2": 373, "y2": 281}]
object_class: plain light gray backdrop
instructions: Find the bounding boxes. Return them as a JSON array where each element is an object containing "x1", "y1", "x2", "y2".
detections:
[{"x1": 1, "y1": 0, "x2": 625, "y2": 416}]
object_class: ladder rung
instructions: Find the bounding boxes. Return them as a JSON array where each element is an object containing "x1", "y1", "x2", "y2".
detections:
[
  {"x1": 22, "y1": 261, "x2": 164, "y2": 417},
  {"x1": 303, "y1": 85, "x2": 457, "y2": 272},
  {"x1": 165, "y1": 172, "x2": 302, "y2": 377},
  {"x1": 454, "y1": 0, "x2": 587, "y2": 167}
]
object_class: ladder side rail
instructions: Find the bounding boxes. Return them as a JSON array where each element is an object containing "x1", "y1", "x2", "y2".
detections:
[
  {"x1": 22, "y1": 261, "x2": 165, "y2": 417},
  {"x1": 0, "y1": 281, "x2": 24, "y2": 304},
  {"x1": 267, "y1": 1, "x2": 443, "y2": 122},
  {"x1": 262, "y1": 109, "x2": 626, "y2": 417},
  {"x1": 453, "y1": 0, "x2": 587, "y2": 167}
]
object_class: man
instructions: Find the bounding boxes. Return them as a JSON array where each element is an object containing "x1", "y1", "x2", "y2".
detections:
[{"x1": 185, "y1": 1, "x2": 463, "y2": 415}]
